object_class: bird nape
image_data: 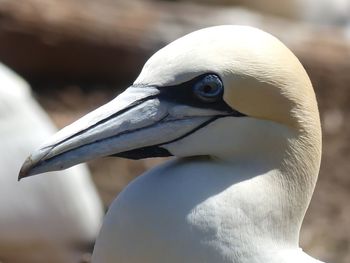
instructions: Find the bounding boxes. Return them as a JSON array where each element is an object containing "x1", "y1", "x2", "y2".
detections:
[{"x1": 19, "y1": 25, "x2": 324, "y2": 263}]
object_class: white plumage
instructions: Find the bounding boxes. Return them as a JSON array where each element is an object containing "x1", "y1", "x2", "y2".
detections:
[
  {"x1": 20, "y1": 26, "x2": 325, "y2": 263},
  {"x1": 0, "y1": 63, "x2": 103, "y2": 263}
]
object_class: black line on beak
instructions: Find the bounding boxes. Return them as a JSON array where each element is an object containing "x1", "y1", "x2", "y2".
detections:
[
  {"x1": 111, "y1": 114, "x2": 227, "y2": 160},
  {"x1": 45, "y1": 94, "x2": 159, "y2": 150}
]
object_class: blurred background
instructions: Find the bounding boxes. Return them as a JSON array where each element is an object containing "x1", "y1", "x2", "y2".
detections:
[{"x1": 0, "y1": 0, "x2": 349, "y2": 262}]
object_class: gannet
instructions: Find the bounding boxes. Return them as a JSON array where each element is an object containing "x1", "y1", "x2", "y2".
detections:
[
  {"x1": 0, "y1": 63, "x2": 103, "y2": 263},
  {"x1": 19, "y1": 25, "x2": 324, "y2": 263}
]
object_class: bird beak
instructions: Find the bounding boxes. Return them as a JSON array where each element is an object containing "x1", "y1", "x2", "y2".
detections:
[{"x1": 19, "y1": 85, "x2": 233, "y2": 180}]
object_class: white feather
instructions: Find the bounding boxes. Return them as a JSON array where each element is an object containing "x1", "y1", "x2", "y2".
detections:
[{"x1": 0, "y1": 63, "x2": 103, "y2": 263}]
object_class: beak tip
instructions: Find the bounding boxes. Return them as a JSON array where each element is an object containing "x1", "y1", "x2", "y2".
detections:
[{"x1": 18, "y1": 156, "x2": 35, "y2": 181}]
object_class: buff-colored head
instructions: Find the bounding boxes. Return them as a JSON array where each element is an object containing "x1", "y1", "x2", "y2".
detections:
[{"x1": 136, "y1": 25, "x2": 319, "y2": 130}]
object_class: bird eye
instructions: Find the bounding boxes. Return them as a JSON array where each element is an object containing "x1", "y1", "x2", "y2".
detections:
[{"x1": 193, "y1": 74, "x2": 223, "y2": 102}]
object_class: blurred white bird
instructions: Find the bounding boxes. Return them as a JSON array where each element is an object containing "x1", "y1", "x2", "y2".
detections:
[{"x1": 0, "y1": 63, "x2": 103, "y2": 263}]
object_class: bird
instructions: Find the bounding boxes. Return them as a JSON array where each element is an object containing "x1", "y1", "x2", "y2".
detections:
[
  {"x1": 19, "y1": 25, "x2": 324, "y2": 263},
  {"x1": 0, "y1": 62, "x2": 103, "y2": 263}
]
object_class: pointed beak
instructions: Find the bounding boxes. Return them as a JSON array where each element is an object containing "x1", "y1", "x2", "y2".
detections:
[{"x1": 19, "y1": 85, "x2": 233, "y2": 180}]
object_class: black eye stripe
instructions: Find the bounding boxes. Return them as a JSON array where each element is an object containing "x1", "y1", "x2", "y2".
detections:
[{"x1": 156, "y1": 73, "x2": 246, "y2": 117}]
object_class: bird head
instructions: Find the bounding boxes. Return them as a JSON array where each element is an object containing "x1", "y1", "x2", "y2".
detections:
[{"x1": 19, "y1": 25, "x2": 321, "y2": 179}]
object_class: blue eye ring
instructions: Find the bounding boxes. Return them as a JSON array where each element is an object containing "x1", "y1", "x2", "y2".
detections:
[{"x1": 193, "y1": 74, "x2": 224, "y2": 102}]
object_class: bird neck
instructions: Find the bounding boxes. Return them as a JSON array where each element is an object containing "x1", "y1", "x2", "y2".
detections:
[{"x1": 211, "y1": 119, "x2": 322, "y2": 252}]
